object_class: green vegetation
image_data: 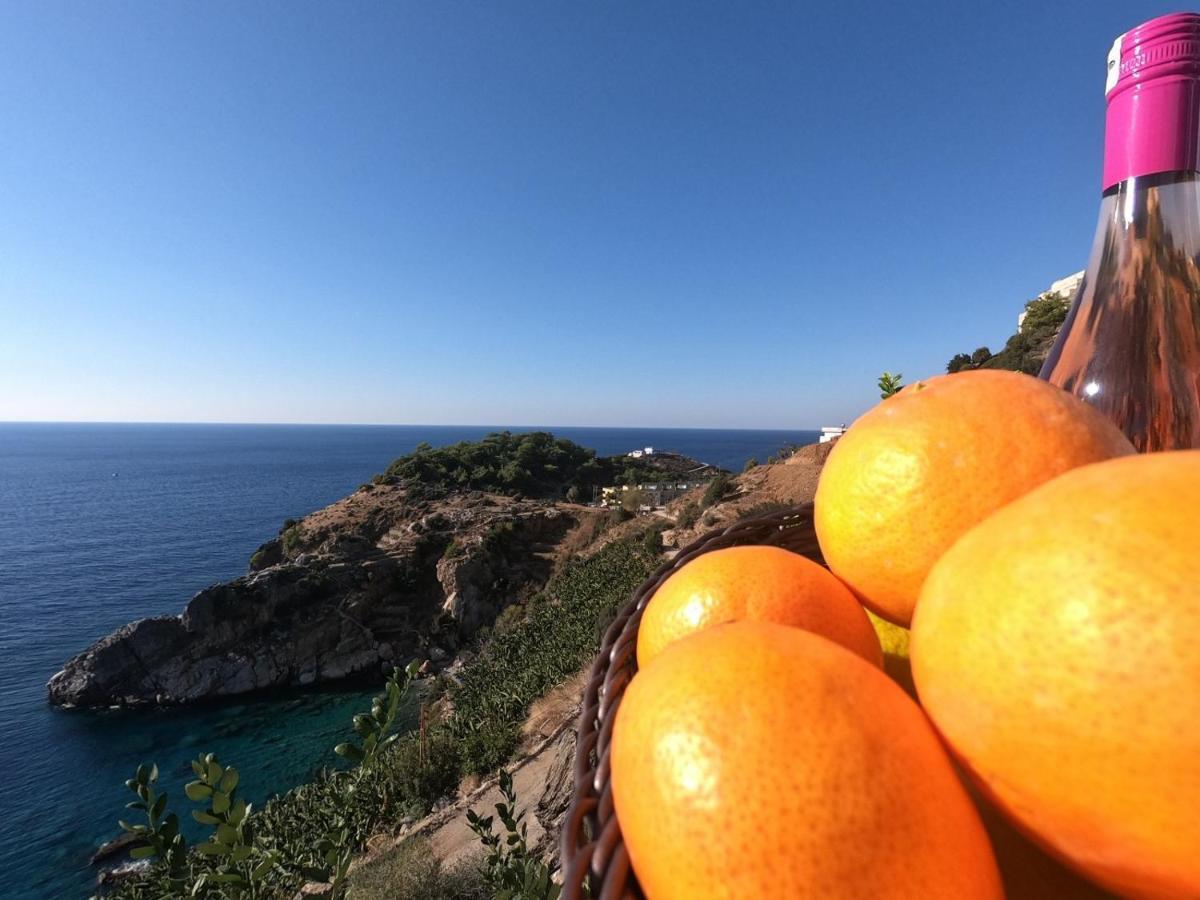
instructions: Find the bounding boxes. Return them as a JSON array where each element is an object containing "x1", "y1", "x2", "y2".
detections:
[
  {"x1": 675, "y1": 500, "x2": 700, "y2": 529},
  {"x1": 280, "y1": 526, "x2": 302, "y2": 555},
  {"x1": 448, "y1": 540, "x2": 655, "y2": 774},
  {"x1": 185, "y1": 753, "x2": 283, "y2": 896},
  {"x1": 109, "y1": 540, "x2": 655, "y2": 900},
  {"x1": 110, "y1": 663, "x2": 419, "y2": 899},
  {"x1": 642, "y1": 523, "x2": 668, "y2": 555},
  {"x1": 348, "y1": 837, "x2": 488, "y2": 900},
  {"x1": 620, "y1": 487, "x2": 646, "y2": 514},
  {"x1": 877, "y1": 371, "x2": 904, "y2": 398},
  {"x1": 947, "y1": 293, "x2": 1070, "y2": 375},
  {"x1": 701, "y1": 473, "x2": 733, "y2": 509},
  {"x1": 609, "y1": 506, "x2": 634, "y2": 524},
  {"x1": 380, "y1": 431, "x2": 679, "y2": 500},
  {"x1": 119, "y1": 764, "x2": 189, "y2": 891},
  {"x1": 766, "y1": 443, "x2": 801, "y2": 464},
  {"x1": 740, "y1": 500, "x2": 794, "y2": 520},
  {"x1": 742, "y1": 457, "x2": 758, "y2": 472},
  {"x1": 467, "y1": 769, "x2": 560, "y2": 900}
]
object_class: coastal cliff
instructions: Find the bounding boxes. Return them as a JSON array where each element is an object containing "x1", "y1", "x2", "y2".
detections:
[
  {"x1": 48, "y1": 488, "x2": 592, "y2": 707},
  {"x1": 47, "y1": 432, "x2": 716, "y2": 708}
]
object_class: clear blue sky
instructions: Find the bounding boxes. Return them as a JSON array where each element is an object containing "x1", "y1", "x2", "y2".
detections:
[{"x1": 0, "y1": 1, "x2": 1176, "y2": 428}]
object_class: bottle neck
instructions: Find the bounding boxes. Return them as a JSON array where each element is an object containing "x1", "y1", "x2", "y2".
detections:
[
  {"x1": 1103, "y1": 76, "x2": 1200, "y2": 191},
  {"x1": 1093, "y1": 172, "x2": 1200, "y2": 265}
]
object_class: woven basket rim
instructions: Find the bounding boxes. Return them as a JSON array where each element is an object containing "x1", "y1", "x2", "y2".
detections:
[{"x1": 557, "y1": 502, "x2": 821, "y2": 899}]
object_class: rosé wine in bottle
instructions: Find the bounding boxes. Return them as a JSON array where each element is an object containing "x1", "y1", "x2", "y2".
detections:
[{"x1": 1041, "y1": 12, "x2": 1200, "y2": 451}]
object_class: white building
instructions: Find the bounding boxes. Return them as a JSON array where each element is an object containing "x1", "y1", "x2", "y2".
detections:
[
  {"x1": 1018, "y1": 271, "x2": 1083, "y2": 330},
  {"x1": 819, "y1": 426, "x2": 847, "y2": 444}
]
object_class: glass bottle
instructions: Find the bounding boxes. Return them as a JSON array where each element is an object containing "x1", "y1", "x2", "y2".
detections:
[{"x1": 1041, "y1": 13, "x2": 1200, "y2": 451}]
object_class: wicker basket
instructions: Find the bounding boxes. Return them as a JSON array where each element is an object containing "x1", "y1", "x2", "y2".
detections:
[{"x1": 558, "y1": 503, "x2": 822, "y2": 900}]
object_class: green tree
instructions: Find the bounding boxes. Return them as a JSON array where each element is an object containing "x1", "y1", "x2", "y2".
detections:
[
  {"x1": 971, "y1": 346, "x2": 993, "y2": 367},
  {"x1": 701, "y1": 474, "x2": 732, "y2": 508},
  {"x1": 642, "y1": 524, "x2": 667, "y2": 555},
  {"x1": 676, "y1": 501, "x2": 700, "y2": 529},
  {"x1": 621, "y1": 488, "x2": 646, "y2": 514},
  {"x1": 947, "y1": 353, "x2": 972, "y2": 373}
]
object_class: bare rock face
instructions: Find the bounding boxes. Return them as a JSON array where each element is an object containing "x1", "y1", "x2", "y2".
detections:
[
  {"x1": 48, "y1": 489, "x2": 593, "y2": 708},
  {"x1": 532, "y1": 725, "x2": 578, "y2": 873},
  {"x1": 48, "y1": 563, "x2": 382, "y2": 707}
]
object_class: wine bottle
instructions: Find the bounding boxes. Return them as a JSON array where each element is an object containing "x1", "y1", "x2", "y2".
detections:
[{"x1": 1041, "y1": 12, "x2": 1200, "y2": 451}]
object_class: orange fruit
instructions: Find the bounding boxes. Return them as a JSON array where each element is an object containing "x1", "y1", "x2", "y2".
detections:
[
  {"x1": 636, "y1": 545, "x2": 881, "y2": 668},
  {"x1": 814, "y1": 370, "x2": 1134, "y2": 625},
  {"x1": 911, "y1": 451, "x2": 1200, "y2": 899},
  {"x1": 612, "y1": 622, "x2": 1003, "y2": 900}
]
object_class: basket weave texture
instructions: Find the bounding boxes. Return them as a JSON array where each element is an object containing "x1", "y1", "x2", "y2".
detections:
[{"x1": 558, "y1": 503, "x2": 823, "y2": 899}]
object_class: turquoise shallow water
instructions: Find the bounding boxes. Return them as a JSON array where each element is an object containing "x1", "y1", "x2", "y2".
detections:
[{"x1": 0, "y1": 422, "x2": 817, "y2": 898}]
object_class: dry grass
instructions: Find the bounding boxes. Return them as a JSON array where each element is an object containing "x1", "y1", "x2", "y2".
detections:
[
  {"x1": 519, "y1": 668, "x2": 588, "y2": 752},
  {"x1": 348, "y1": 836, "x2": 488, "y2": 900},
  {"x1": 558, "y1": 509, "x2": 610, "y2": 556}
]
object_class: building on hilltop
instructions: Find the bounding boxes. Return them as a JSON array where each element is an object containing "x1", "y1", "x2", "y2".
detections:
[
  {"x1": 600, "y1": 481, "x2": 701, "y2": 510},
  {"x1": 1018, "y1": 271, "x2": 1083, "y2": 330}
]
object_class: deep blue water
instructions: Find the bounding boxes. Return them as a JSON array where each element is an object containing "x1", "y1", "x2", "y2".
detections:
[{"x1": 0, "y1": 422, "x2": 818, "y2": 899}]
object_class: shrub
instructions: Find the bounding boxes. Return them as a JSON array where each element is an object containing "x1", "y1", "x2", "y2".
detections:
[
  {"x1": 447, "y1": 540, "x2": 654, "y2": 775},
  {"x1": 946, "y1": 293, "x2": 1069, "y2": 375},
  {"x1": 877, "y1": 371, "x2": 904, "y2": 398},
  {"x1": 376, "y1": 431, "x2": 691, "y2": 501},
  {"x1": 481, "y1": 521, "x2": 516, "y2": 555},
  {"x1": 742, "y1": 457, "x2": 758, "y2": 473},
  {"x1": 457, "y1": 720, "x2": 522, "y2": 778},
  {"x1": 467, "y1": 769, "x2": 560, "y2": 900},
  {"x1": 741, "y1": 500, "x2": 793, "y2": 520},
  {"x1": 492, "y1": 602, "x2": 526, "y2": 635},
  {"x1": 349, "y1": 837, "x2": 488, "y2": 900},
  {"x1": 621, "y1": 488, "x2": 646, "y2": 514},
  {"x1": 609, "y1": 506, "x2": 633, "y2": 525},
  {"x1": 642, "y1": 524, "x2": 667, "y2": 556},
  {"x1": 281, "y1": 525, "x2": 303, "y2": 555},
  {"x1": 701, "y1": 474, "x2": 733, "y2": 509},
  {"x1": 109, "y1": 663, "x2": 422, "y2": 900},
  {"x1": 387, "y1": 727, "x2": 462, "y2": 817},
  {"x1": 675, "y1": 501, "x2": 700, "y2": 529},
  {"x1": 109, "y1": 542, "x2": 656, "y2": 900},
  {"x1": 441, "y1": 539, "x2": 465, "y2": 561},
  {"x1": 382, "y1": 431, "x2": 602, "y2": 499},
  {"x1": 947, "y1": 352, "x2": 972, "y2": 373}
]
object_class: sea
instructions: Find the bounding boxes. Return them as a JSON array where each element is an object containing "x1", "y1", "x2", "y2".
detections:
[{"x1": 0, "y1": 422, "x2": 818, "y2": 899}]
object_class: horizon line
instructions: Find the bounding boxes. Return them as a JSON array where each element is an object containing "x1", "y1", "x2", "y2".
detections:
[{"x1": 0, "y1": 419, "x2": 828, "y2": 432}]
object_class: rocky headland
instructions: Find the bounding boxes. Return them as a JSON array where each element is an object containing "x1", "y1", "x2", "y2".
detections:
[{"x1": 47, "y1": 435, "x2": 718, "y2": 708}]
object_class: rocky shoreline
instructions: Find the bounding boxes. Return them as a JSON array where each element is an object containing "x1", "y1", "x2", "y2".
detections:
[{"x1": 47, "y1": 483, "x2": 603, "y2": 708}]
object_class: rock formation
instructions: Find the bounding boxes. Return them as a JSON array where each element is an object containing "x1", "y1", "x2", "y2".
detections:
[{"x1": 48, "y1": 484, "x2": 600, "y2": 707}]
